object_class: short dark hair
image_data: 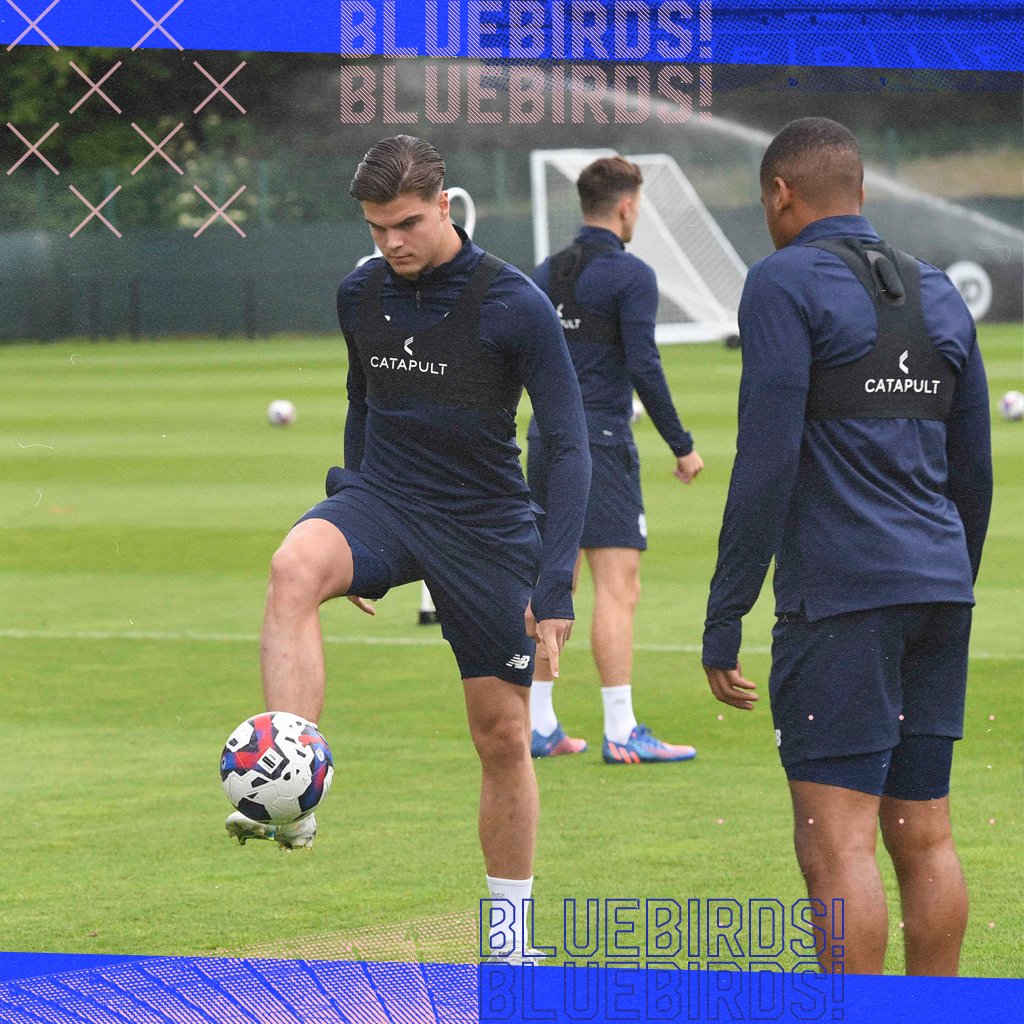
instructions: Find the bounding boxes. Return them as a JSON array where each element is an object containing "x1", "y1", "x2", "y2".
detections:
[
  {"x1": 759, "y1": 117, "x2": 863, "y2": 205},
  {"x1": 350, "y1": 135, "x2": 446, "y2": 203},
  {"x1": 577, "y1": 156, "x2": 643, "y2": 217}
]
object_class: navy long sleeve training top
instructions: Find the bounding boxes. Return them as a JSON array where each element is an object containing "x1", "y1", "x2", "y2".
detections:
[
  {"x1": 338, "y1": 228, "x2": 591, "y2": 622},
  {"x1": 703, "y1": 215, "x2": 993, "y2": 669},
  {"x1": 530, "y1": 226, "x2": 694, "y2": 455}
]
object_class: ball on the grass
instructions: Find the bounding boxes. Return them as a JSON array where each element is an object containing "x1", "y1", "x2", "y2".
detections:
[
  {"x1": 267, "y1": 399, "x2": 296, "y2": 425},
  {"x1": 998, "y1": 390, "x2": 1024, "y2": 422},
  {"x1": 220, "y1": 712, "x2": 333, "y2": 824}
]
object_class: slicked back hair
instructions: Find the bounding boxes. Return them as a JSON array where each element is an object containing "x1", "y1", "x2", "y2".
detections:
[
  {"x1": 760, "y1": 117, "x2": 863, "y2": 206},
  {"x1": 350, "y1": 135, "x2": 446, "y2": 204},
  {"x1": 577, "y1": 156, "x2": 643, "y2": 217}
]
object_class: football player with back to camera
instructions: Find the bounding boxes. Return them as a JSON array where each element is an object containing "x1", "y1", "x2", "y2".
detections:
[
  {"x1": 527, "y1": 156, "x2": 705, "y2": 764},
  {"x1": 703, "y1": 118, "x2": 992, "y2": 975},
  {"x1": 226, "y1": 135, "x2": 591, "y2": 961}
]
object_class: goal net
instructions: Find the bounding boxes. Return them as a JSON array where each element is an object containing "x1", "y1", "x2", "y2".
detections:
[{"x1": 530, "y1": 148, "x2": 747, "y2": 343}]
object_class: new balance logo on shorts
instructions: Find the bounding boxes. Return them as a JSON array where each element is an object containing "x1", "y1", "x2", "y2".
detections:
[{"x1": 506, "y1": 654, "x2": 531, "y2": 670}]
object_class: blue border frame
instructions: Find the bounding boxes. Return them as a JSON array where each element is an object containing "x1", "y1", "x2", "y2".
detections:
[{"x1": 0, "y1": 1, "x2": 1019, "y2": 1020}]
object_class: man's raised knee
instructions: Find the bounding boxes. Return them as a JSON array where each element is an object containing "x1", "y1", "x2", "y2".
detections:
[
  {"x1": 269, "y1": 542, "x2": 313, "y2": 590},
  {"x1": 267, "y1": 522, "x2": 353, "y2": 608}
]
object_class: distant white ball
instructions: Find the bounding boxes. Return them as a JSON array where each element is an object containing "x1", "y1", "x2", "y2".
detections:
[
  {"x1": 631, "y1": 396, "x2": 645, "y2": 423},
  {"x1": 999, "y1": 390, "x2": 1024, "y2": 421},
  {"x1": 267, "y1": 399, "x2": 296, "y2": 426}
]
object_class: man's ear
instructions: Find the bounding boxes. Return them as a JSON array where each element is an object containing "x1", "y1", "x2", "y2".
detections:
[
  {"x1": 771, "y1": 175, "x2": 794, "y2": 212},
  {"x1": 438, "y1": 189, "x2": 450, "y2": 222}
]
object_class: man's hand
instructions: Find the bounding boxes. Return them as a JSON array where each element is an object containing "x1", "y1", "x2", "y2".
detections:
[
  {"x1": 525, "y1": 603, "x2": 573, "y2": 678},
  {"x1": 346, "y1": 595, "x2": 376, "y2": 616},
  {"x1": 674, "y1": 450, "x2": 705, "y2": 484},
  {"x1": 703, "y1": 662, "x2": 759, "y2": 710}
]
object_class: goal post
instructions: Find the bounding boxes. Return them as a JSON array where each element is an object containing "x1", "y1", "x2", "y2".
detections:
[{"x1": 530, "y1": 148, "x2": 746, "y2": 343}]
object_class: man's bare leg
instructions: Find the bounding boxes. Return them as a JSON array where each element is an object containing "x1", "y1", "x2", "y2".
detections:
[
  {"x1": 226, "y1": 518, "x2": 354, "y2": 847},
  {"x1": 880, "y1": 795, "x2": 967, "y2": 976},
  {"x1": 465, "y1": 677, "x2": 538, "y2": 878},
  {"x1": 466, "y1": 677, "x2": 540, "y2": 954},
  {"x1": 586, "y1": 547, "x2": 642, "y2": 687},
  {"x1": 261, "y1": 518, "x2": 355, "y2": 723},
  {"x1": 586, "y1": 546, "x2": 695, "y2": 761},
  {"x1": 789, "y1": 781, "x2": 888, "y2": 974}
]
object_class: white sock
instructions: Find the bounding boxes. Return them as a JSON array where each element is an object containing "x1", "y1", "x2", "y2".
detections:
[
  {"x1": 529, "y1": 681, "x2": 558, "y2": 736},
  {"x1": 486, "y1": 875, "x2": 534, "y2": 955},
  {"x1": 602, "y1": 685, "x2": 637, "y2": 744}
]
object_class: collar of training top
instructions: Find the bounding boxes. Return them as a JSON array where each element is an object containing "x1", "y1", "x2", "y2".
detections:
[
  {"x1": 791, "y1": 214, "x2": 882, "y2": 247},
  {"x1": 574, "y1": 224, "x2": 625, "y2": 250},
  {"x1": 383, "y1": 223, "x2": 481, "y2": 288}
]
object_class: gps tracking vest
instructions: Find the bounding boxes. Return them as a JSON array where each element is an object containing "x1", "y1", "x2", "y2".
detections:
[
  {"x1": 546, "y1": 244, "x2": 620, "y2": 346},
  {"x1": 804, "y1": 237, "x2": 958, "y2": 422},
  {"x1": 354, "y1": 252, "x2": 522, "y2": 411}
]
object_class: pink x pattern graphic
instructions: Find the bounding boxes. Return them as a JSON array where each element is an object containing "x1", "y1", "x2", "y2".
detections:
[
  {"x1": 5, "y1": 0, "x2": 60, "y2": 51},
  {"x1": 130, "y1": 0, "x2": 184, "y2": 51},
  {"x1": 69, "y1": 184, "x2": 123, "y2": 238},
  {"x1": 193, "y1": 184, "x2": 247, "y2": 238},
  {"x1": 11, "y1": 0, "x2": 252, "y2": 243},
  {"x1": 130, "y1": 121, "x2": 185, "y2": 175},
  {"x1": 193, "y1": 61, "x2": 247, "y2": 114},
  {"x1": 69, "y1": 60, "x2": 123, "y2": 115},
  {"x1": 6, "y1": 122, "x2": 60, "y2": 175}
]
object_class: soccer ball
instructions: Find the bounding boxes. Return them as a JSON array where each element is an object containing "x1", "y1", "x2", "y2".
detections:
[
  {"x1": 999, "y1": 390, "x2": 1024, "y2": 421},
  {"x1": 267, "y1": 399, "x2": 296, "y2": 425},
  {"x1": 220, "y1": 712, "x2": 334, "y2": 824}
]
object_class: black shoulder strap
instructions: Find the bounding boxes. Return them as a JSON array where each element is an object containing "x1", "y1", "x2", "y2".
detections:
[
  {"x1": 545, "y1": 243, "x2": 619, "y2": 346},
  {"x1": 547, "y1": 244, "x2": 601, "y2": 299},
  {"x1": 803, "y1": 237, "x2": 958, "y2": 423}
]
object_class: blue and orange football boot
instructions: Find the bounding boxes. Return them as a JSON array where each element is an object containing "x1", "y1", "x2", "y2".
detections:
[
  {"x1": 602, "y1": 724, "x2": 697, "y2": 764},
  {"x1": 531, "y1": 723, "x2": 588, "y2": 758}
]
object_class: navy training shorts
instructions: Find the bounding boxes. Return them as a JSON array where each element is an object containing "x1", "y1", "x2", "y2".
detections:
[
  {"x1": 297, "y1": 468, "x2": 543, "y2": 687},
  {"x1": 528, "y1": 437, "x2": 647, "y2": 551},
  {"x1": 769, "y1": 603, "x2": 972, "y2": 799}
]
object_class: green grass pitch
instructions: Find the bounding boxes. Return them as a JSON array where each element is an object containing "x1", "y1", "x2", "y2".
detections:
[{"x1": 1, "y1": 325, "x2": 1020, "y2": 976}]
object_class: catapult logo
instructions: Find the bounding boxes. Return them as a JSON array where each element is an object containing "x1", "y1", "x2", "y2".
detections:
[
  {"x1": 864, "y1": 349, "x2": 941, "y2": 394},
  {"x1": 370, "y1": 335, "x2": 449, "y2": 375},
  {"x1": 556, "y1": 303, "x2": 581, "y2": 330}
]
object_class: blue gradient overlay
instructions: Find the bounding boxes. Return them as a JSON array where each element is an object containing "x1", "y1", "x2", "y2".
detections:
[
  {"x1": 0, "y1": 1, "x2": 1018, "y2": 70},
  {"x1": 0, "y1": 954, "x2": 1020, "y2": 1022}
]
